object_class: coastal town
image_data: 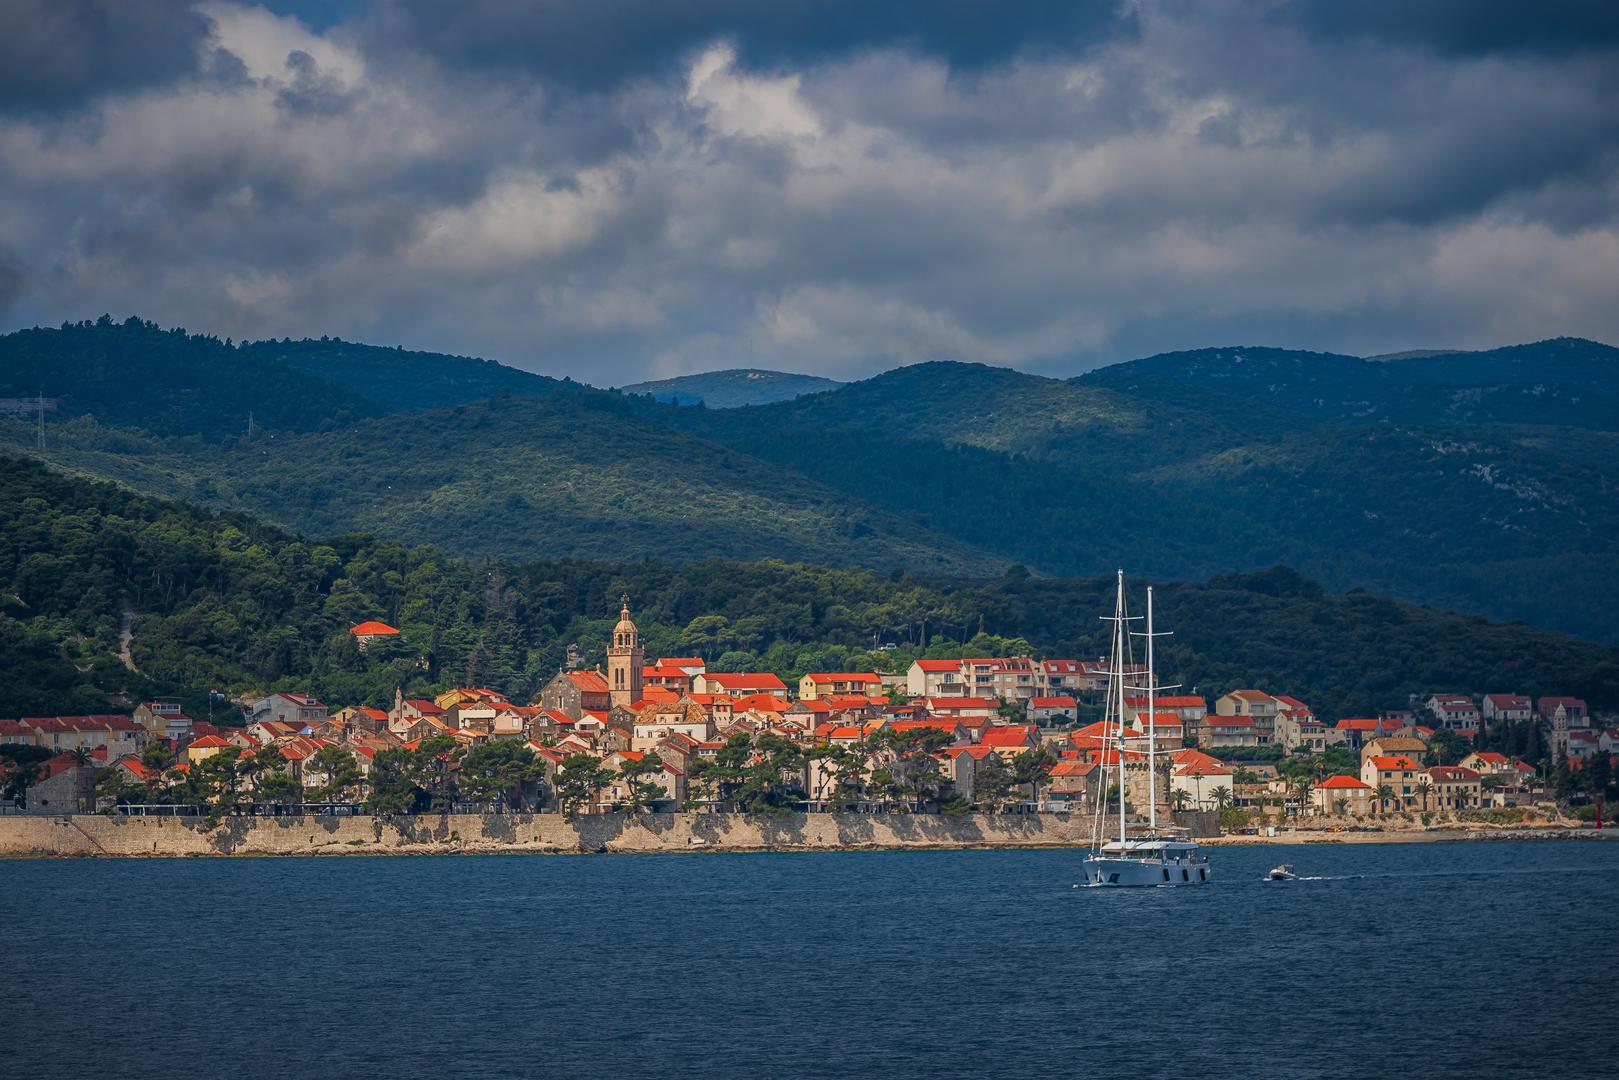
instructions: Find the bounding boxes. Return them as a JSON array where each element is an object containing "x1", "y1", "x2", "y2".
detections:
[{"x1": 5, "y1": 602, "x2": 1613, "y2": 828}]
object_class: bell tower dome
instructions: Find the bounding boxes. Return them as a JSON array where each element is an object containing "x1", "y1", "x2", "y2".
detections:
[{"x1": 606, "y1": 595, "x2": 644, "y2": 709}]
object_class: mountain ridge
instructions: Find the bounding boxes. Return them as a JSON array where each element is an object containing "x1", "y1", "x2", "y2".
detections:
[
  {"x1": 620, "y1": 368, "x2": 845, "y2": 407},
  {"x1": 5, "y1": 319, "x2": 1617, "y2": 643}
]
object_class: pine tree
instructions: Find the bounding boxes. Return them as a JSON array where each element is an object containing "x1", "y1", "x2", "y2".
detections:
[{"x1": 1551, "y1": 751, "x2": 1573, "y2": 800}]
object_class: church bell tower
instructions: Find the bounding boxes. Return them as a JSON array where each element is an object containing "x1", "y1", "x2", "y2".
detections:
[{"x1": 607, "y1": 595, "x2": 644, "y2": 709}]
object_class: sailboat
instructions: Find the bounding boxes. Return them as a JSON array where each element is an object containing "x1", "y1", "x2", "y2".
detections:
[{"x1": 1080, "y1": 571, "x2": 1212, "y2": 887}]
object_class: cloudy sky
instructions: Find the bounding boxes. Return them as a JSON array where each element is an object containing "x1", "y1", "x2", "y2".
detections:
[{"x1": 2, "y1": 1, "x2": 1617, "y2": 383}]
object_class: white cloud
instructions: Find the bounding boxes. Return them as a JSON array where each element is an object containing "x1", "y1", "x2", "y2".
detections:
[
  {"x1": 1, "y1": 0, "x2": 1617, "y2": 381},
  {"x1": 685, "y1": 43, "x2": 821, "y2": 140}
]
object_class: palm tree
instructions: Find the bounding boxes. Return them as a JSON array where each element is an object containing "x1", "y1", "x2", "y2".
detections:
[
  {"x1": 1293, "y1": 776, "x2": 1314, "y2": 817},
  {"x1": 1333, "y1": 797, "x2": 1349, "y2": 816},
  {"x1": 1375, "y1": 784, "x2": 1396, "y2": 816},
  {"x1": 1414, "y1": 780, "x2": 1434, "y2": 813},
  {"x1": 1171, "y1": 788, "x2": 1192, "y2": 813},
  {"x1": 1211, "y1": 785, "x2": 1233, "y2": 810}
]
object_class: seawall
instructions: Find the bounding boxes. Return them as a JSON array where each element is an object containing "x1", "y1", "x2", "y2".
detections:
[{"x1": 0, "y1": 811, "x2": 1100, "y2": 857}]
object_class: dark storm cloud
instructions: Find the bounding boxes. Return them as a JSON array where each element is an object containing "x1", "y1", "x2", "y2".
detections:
[
  {"x1": 363, "y1": 0, "x2": 1137, "y2": 90},
  {"x1": 0, "y1": 0, "x2": 212, "y2": 110},
  {"x1": 1294, "y1": 0, "x2": 1619, "y2": 57},
  {"x1": 2, "y1": 0, "x2": 1618, "y2": 381}
]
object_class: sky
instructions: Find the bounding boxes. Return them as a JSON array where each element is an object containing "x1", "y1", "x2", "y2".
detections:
[{"x1": 2, "y1": 0, "x2": 1617, "y2": 384}]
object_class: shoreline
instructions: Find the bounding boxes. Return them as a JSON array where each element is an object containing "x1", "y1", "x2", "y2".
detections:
[
  {"x1": 1201, "y1": 827, "x2": 1611, "y2": 846},
  {"x1": 0, "y1": 812, "x2": 1608, "y2": 858}
]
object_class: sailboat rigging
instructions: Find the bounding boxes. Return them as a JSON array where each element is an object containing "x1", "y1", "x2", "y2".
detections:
[{"x1": 1080, "y1": 571, "x2": 1212, "y2": 887}]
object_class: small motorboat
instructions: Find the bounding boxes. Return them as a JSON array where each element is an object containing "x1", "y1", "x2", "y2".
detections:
[{"x1": 1266, "y1": 864, "x2": 1298, "y2": 881}]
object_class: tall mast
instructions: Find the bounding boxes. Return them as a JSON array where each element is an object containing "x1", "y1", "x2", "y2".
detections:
[
  {"x1": 1145, "y1": 586, "x2": 1158, "y2": 832},
  {"x1": 1115, "y1": 570, "x2": 1127, "y2": 846}
]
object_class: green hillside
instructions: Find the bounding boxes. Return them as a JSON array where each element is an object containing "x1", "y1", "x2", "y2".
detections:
[
  {"x1": 6, "y1": 319, "x2": 1618, "y2": 643},
  {"x1": 620, "y1": 368, "x2": 844, "y2": 407},
  {"x1": 0, "y1": 399, "x2": 997, "y2": 575},
  {"x1": 656, "y1": 359, "x2": 1619, "y2": 639},
  {"x1": 0, "y1": 317, "x2": 378, "y2": 437},
  {"x1": 4, "y1": 456, "x2": 1614, "y2": 722},
  {"x1": 242, "y1": 336, "x2": 567, "y2": 413},
  {"x1": 1079, "y1": 338, "x2": 1619, "y2": 429}
]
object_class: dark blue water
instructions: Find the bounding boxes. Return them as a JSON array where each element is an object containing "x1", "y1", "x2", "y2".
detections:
[{"x1": 7, "y1": 841, "x2": 1617, "y2": 1079}]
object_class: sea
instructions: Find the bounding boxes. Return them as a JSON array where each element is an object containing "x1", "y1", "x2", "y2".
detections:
[{"x1": 7, "y1": 840, "x2": 1617, "y2": 1080}]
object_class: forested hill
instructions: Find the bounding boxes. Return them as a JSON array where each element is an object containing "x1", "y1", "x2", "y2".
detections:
[
  {"x1": 0, "y1": 317, "x2": 574, "y2": 438},
  {"x1": 242, "y1": 337, "x2": 566, "y2": 414},
  {"x1": 3, "y1": 456, "x2": 1615, "y2": 723},
  {"x1": 661, "y1": 358, "x2": 1619, "y2": 643},
  {"x1": 5, "y1": 319, "x2": 1619, "y2": 643},
  {"x1": 1076, "y1": 338, "x2": 1619, "y2": 429},
  {"x1": 620, "y1": 369, "x2": 845, "y2": 407}
]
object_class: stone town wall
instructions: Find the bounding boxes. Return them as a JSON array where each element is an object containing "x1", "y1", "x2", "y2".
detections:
[{"x1": 0, "y1": 812, "x2": 1099, "y2": 857}]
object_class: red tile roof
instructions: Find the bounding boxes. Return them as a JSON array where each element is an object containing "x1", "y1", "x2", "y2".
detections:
[
  {"x1": 1317, "y1": 775, "x2": 1372, "y2": 790},
  {"x1": 980, "y1": 726, "x2": 1037, "y2": 748},
  {"x1": 1127, "y1": 695, "x2": 1206, "y2": 709},
  {"x1": 701, "y1": 672, "x2": 788, "y2": 691},
  {"x1": 924, "y1": 697, "x2": 998, "y2": 711},
  {"x1": 890, "y1": 719, "x2": 962, "y2": 735},
  {"x1": 1030, "y1": 696, "x2": 1077, "y2": 709},
  {"x1": 350, "y1": 620, "x2": 399, "y2": 636},
  {"x1": 567, "y1": 670, "x2": 610, "y2": 694}
]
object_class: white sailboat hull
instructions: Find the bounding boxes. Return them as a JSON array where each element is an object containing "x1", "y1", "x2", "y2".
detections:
[{"x1": 1081, "y1": 852, "x2": 1213, "y2": 887}]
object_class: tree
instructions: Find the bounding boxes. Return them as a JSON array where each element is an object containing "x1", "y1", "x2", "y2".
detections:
[
  {"x1": 1551, "y1": 752, "x2": 1574, "y2": 801},
  {"x1": 804, "y1": 744, "x2": 855, "y2": 808},
  {"x1": 258, "y1": 768, "x2": 302, "y2": 805},
  {"x1": 1292, "y1": 776, "x2": 1314, "y2": 817},
  {"x1": 555, "y1": 754, "x2": 609, "y2": 818},
  {"x1": 1011, "y1": 746, "x2": 1057, "y2": 809},
  {"x1": 366, "y1": 747, "x2": 430, "y2": 815},
  {"x1": 1210, "y1": 785, "x2": 1233, "y2": 810},
  {"x1": 620, "y1": 754, "x2": 669, "y2": 815},
  {"x1": 1, "y1": 745, "x2": 53, "y2": 804},
  {"x1": 1375, "y1": 784, "x2": 1396, "y2": 815},
  {"x1": 1586, "y1": 751, "x2": 1612, "y2": 802},
  {"x1": 730, "y1": 732, "x2": 807, "y2": 815},
  {"x1": 1428, "y1": 729, "x2": 1468, "y2": 766},
  {"x1": 687, "y1": 734, "x2": 753, "y2": 810},
  {"x1": 1333, "y1": 797, "x2": 1349, "y2": 815},
  {"x1": 1413, "y1": 780, "x2": 1434, "y2": 813},
  {"x1": 1171, "y1": 788, "x2": 1192, "y2": 812},
  {"x1": 870, "y1": 728, "x2": 951, "y2": 811},
  {"x1": 972, "y1": 752, "x2": 1016, "y2": 810},
  {"x1": 309, "y1": 745, "x2": 361, "y2": 803},
  {"x1": 458, "y1": 741, "x2": 546, "y2": 812}
]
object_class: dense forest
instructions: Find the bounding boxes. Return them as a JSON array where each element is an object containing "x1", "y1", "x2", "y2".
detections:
[
  {"x1": 619, "y1": 368, "x2": 845, "y2": 407},
  {"x1": 3, "y1": 457, "x2": 1616, "y2": 724},
  {"x1": 4, "y1": 318, "x2": 1618, "y2": 642}
]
